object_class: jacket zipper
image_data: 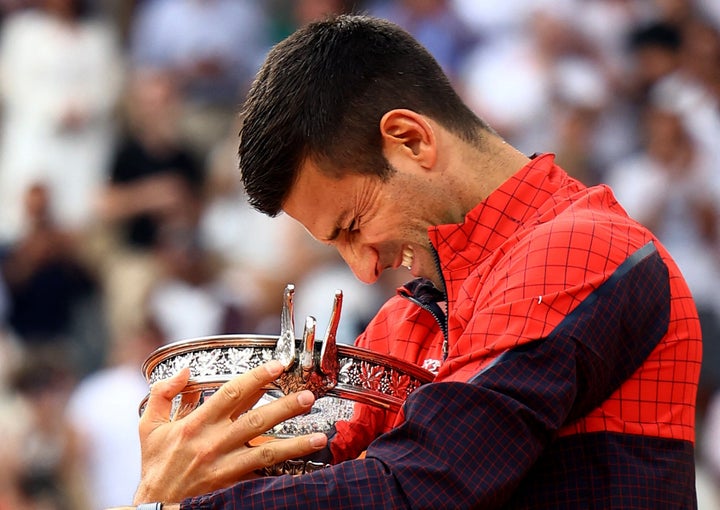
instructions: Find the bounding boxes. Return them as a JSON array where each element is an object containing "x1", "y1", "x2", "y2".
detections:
[
  {"x1": 399, "y1": 243, "x2": 449, "y2": 360},
  {"x1": 431, "y1": 243, "x2": 450, "y2": 360}
]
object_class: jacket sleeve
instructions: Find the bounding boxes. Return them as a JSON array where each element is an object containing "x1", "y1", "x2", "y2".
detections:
[
  {"x1": 182, "y1": 245, "x2": 672, "y2": 509},
  {"x1": 183, "y1": 330, "x2": 579, "y2": 509}
]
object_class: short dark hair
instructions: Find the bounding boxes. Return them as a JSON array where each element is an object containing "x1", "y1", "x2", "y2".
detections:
[{"x1": 239, "y1": 14, "x2": 491, "y2": 216}]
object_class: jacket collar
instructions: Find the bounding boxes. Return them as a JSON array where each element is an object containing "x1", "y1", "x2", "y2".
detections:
[{"x1": 428, "y1": 153, "x2": 564, "y2": 276}]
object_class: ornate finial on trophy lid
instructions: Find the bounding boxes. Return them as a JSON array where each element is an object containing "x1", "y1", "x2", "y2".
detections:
[
  {"x1": 300, "y1": 316, "x2": 316, "y2": 378},
  {"x1": 319, "y1": 289, "x2": 342, "y2": 384},
  {"x1": 276, "y1": 284, "x2": 296, "y2": 369},
  {"x1": 274, "y1": 287, "x2": 344, "y2": 397}
]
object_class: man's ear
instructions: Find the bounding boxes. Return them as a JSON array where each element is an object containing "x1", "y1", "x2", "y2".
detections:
[{"x1": 379, "y1": 109, "x2": 436, "y2": 169}]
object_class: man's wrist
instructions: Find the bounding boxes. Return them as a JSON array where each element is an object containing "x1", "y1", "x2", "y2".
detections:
[
  {"x1": 103, "y1": 506, "x2": 177, "y2": 510},
  {"x1": 106, "y1": 503, "x2": 178, "y2": 510}
]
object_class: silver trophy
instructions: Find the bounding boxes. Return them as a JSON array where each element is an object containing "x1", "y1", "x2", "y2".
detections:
[{"x1": 139, "y1": 284, "x2": 434, "y2": 474}]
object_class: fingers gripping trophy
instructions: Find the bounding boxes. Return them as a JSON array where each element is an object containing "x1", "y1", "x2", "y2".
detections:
[{"x1": 138, "y1": 284, "x2": 433, "y2": 479}]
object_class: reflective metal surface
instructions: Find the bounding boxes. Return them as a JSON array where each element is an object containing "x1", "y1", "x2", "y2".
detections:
[{"x1": 138, "y1": 284, "x2": 435, "y2": 474}]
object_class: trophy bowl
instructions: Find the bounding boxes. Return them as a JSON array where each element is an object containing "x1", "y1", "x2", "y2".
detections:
[
  {"x1": 138, "y1": 284, "x2": 435, "y2": 474},
  {"x1": 139, "y1": 334, "x2": 434, "y2": 427}
]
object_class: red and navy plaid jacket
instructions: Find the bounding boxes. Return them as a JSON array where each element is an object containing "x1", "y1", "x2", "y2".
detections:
[{"x1": 185, "y1": 154, "x2": 702, "y2": 509}]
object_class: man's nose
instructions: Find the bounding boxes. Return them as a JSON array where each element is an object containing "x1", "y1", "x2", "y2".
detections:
[{"x1": 336, "y1": 243, "x2": 380, "y2": 284}]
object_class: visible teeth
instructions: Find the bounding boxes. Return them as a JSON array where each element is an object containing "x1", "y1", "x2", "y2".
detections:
[{"x1": 402, "y1": 247, "x2": 414, "y2": 269}]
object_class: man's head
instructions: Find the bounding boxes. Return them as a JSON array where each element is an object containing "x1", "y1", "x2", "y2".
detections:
[
  {"x1": 239, "y1": 14, "x2": 490, "y2": 217},
  {"x1": 239, "y1": 15, "x2": 502, "y2": 289}
]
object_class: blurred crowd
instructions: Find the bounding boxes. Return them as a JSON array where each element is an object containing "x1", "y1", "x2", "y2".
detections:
[{"x1": 0, "y1": 0, "x2": 717, "y2": 508}]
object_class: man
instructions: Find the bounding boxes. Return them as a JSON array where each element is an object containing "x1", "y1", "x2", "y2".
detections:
[{"x1": 124, "y1": 15, "x2": 702, "y2": 509}]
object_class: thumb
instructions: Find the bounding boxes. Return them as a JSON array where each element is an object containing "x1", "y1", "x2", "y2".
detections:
[{"x1": 140, "y1": 367, "x2": 191, "y2": 433}]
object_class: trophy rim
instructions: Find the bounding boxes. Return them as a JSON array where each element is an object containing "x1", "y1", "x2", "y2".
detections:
[{"x1": 141, "y1": 333, "x2": 435, "y2": 387}]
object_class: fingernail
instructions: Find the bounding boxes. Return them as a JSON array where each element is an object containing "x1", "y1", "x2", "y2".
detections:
[
  {"x1": 297, "y1": 390, "x2": 315, "y2": 407},
  {"x1": 309, "y1": 433, "x2": 327, "y2": 448}
]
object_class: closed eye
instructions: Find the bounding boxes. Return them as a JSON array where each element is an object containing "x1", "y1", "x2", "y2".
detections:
[
  {"x1": 346, "y1": 216, "x2": 363, "y2": 236},
  {"x1": 321, "y1": 215, "x2": 360, "y2": 243}
]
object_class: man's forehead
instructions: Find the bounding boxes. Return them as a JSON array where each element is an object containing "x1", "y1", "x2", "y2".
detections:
[{"x1": 283, "y1": 165, "x2": 355, "y2": 242}]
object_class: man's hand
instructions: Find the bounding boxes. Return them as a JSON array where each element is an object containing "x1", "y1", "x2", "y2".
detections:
[{"x1": 133, "y1": 360, "x2": 328, "y2": 504}]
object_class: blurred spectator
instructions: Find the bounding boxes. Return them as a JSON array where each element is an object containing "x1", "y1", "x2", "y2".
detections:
[
  {"x1": 601, "y1": 15, "x2": 719, "y2": 179},
  {"x1": 547, "y1": 58, "x2": 611, "y2": 184},
  {"x1": 451, "y1": 0, "x2": 557, "y2": 40},
  {"x1": 128, "y1": 0, "x2": 271, "y2": 158},
  {"x1": 701, "y1": 388, "x2": 720, "y2": 505},
  {"x1": 626, "y1": 20, "x2": 684, "y2": 100},
  {"x1": 66, "y1": 317, "x2": 164, "y2": 510},
  {"x1": 459, "y1": 4, "x2": 600, "y2": 155},
  {"x1": 147, "y1": 222, "x2": 251, "y2": 343},
  {"x1": 0, "y1": 183, "x2": 101, "y2": 376},
  {"x1": 680, "y1": 18, "x2": 720, "y2": 102},
  {"x1": 94, "y1": 68, "x2": 204, "y2": 340},
  {"x1": 0, "y1": 389, "x2": 35, "y2": 509},
  {"x1": 658, "y1": 17, "x2": 720, "y2": 160},
  {"x1": 97, "y1": 68, "x2": 203, "y2": 253},
  {"x1": 567, "y1": 0, "x2": 657, "y2": 173},
  {"x1": 573, "y1": 0, "x2": 656, "y2": 77},
  {"x1": 626, "y1": 15, "x2": 720, "y2": 186},
  {"x1": 266, "y1": 0, "x2": 359, "y2": 40},
  {"x1": 0, "y1": 0, "x2": 125, "y2": 244},
  {"x1": 366, "y1": 0, "x2": 476, "y2": 83},
  {"x1": 10, "y1": 355, "x2": 89, "y2": 509},
  {"x1": 0, "y1": 309, "x2": 29, "y2": 508}
]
